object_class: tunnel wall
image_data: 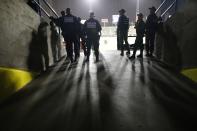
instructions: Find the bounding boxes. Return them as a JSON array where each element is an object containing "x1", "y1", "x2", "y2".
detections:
[
  {"x1": 0, "y1": 0, "x2": 61, "y2": 102},
  {"x1": 155, "y1": 0, "x2": 197, "y2": 71},
  {"x1": 0, "y1": 0, "x2": 40, "y2": 69},
  {"x1": 0, "y1": 0, "x2": 40, "y2": 101}
]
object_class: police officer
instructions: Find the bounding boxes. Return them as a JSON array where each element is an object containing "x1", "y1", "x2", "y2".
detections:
[
  {"x1": 50, "y1": 8, "x2": 79, "y2": 63},
  {"x1": 145, "y1": 6, "x2": 158, "y2": 57},
  {"x1": 117, "y1": 9, "x2": 130, "y2": 56},
  {"x1": 83, "y1": 12, "x2": 102, "y2": 62},
  {"x1": 129, "y1": 13, "x2": 146, "y2": 59}
]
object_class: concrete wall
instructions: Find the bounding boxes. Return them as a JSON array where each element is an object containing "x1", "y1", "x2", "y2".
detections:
[
  {"x1": 155, "y1": 0, "x2": 197, "y2": 70},
  {"x1": 0, "y1": 0, "x2": 62, "y2": 101},
  {"x1": 0, "y1": 0, "x2": 40, "y2": 70}
]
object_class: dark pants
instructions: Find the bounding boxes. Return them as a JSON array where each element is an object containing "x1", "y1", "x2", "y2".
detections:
[
  {"x1": 133, "y1": 35, "x2": 144, "y2": 55},
  {"x1": 119, "y1": 30, "x2": 130, "y2": 53},
  {"x1": 64, "y1": 35, "x2": 79, "y2": 61},
  {"x1": 86, "y1": 36, "x2": 100, "y2": 59},
  {"x1": 75, "y1": 35, "x2": 81, "y2": 56},
  {"x1": 80, "y1": 35, "x2": 87, "y2": 56},
  {"x1": 146, "y1": 32, "x2": 156, "y2": 55}
]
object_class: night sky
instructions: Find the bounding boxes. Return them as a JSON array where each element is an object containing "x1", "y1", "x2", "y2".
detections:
[{"x1": 53, "y1": 0, "x2": 160, "y2": 23}]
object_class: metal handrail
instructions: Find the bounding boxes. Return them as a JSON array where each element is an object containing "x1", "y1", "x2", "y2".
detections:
[
  {"x1": 43, "y1": 0, "x2": 59, "y2": 17},
  {"x1": 32, "y1": 0, "x2": 50, "y2": 17},
  {"x1": 155, "y1": 0, "x2": 168, "y2": 14},
  {"x1": 161, "y1": 0, "x2": 177, "y2": 17}
]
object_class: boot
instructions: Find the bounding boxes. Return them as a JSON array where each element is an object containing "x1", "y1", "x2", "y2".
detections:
[
  {"x1": 120, "y1": 51, "x2": 124, "y2": 56},
  {"x1": 86, "y1": 56, "x2": 89, "y2": 62}
]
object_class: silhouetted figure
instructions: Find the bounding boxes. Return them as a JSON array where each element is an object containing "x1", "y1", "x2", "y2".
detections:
[
  {"x1": 77, "y1": 17, "x2": 87, "y2": 56},
  {"x1": 83, "y1": 12, "x2": 102, "y2": 62},
  {"x1": 129, "y1": 13, "x2": 146, "y2": 59},
  {"x1": 50, "y1": 8, "x2": 79, "y2": 63},
  {"x1": 38, "y1": 22, "x2": 49, "y2": 71},
  {"x1": 145, "y1": 6, "x2": 158, "y2": 57},
  {"x1": 155, "y1": 16, "x2": 164, "y2": 60},
  {"x1": 117, "y1": 9, "x2": 130, "y2": 56},
  {"x1": 50, "y1": 21, "x2": 59, "y2": 63}
]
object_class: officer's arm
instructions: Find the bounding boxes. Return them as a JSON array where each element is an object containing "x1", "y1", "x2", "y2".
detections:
[
  {"x1": 96, "y1": 20, "x2": 102, "y2": 32},
  {"x1": 97, "y1": 21, "x2": 102, "y2": 36}
]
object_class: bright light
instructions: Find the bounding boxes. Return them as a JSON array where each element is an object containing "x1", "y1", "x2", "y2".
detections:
[
  {"x1": 87, "y1": 0, "x2": 96, "y2": 4},
  {"x1": 112, "y1": 15, "x2": 119, "y2": 23},
  {"x1": 81, "y1": 20, "x2": 86, "y2": 24},
  {"x1": 86, "y1": 0, "x2": 97, "y2": 12}
]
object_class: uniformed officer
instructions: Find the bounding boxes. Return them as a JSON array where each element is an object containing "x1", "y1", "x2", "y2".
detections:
[
  {"x1": 50, "y1": 8, "x2": 79, "y2": 63},
  {"x1": 145, "y1": 6, "x2": 158, "y2": 57},
  {"x1": 129, "y1": 13, "x2": 146, "y2": 59},
  {"x1": 83, "y1": 12, "x2": 102, "y2": 62},
  {"x1": 117, "y1": 9, "x2": 130, "y2": 56}
]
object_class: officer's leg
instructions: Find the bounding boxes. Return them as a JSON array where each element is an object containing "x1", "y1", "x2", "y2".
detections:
[
  {"x1": 119, "y1": 32, "x2": 124, "y2": 56},
  {"x1": 76, "y1": 35, "x2": 80, "y2": 57},
  {"x1": 138, "y1": 36, "x2": 144, "y2": 58},
  {"x1": 82, "y1": 40, "x2": 87, "y2": 56},
  {"x1": 73, "y1": 37, "x2": 79, "y2": 61},
  {"x1": 150, "y1": 33, "x2": 156, "y2": 56},
  {"x1": 66, "y1": 39, "x2": 73, "y2": 62},
  {"x1": 86, "y1": 38, "x2": 92, "y2": 61},
  {"x1": 63, "y1": 36, "x2": 69, "y2": 59},
  {"x1": 145, "y1": 34, "x2": 150, "y2": 56},
  {"x1": 117, "y1": 31, "x2": 121, "y2": 50},
  {"x1": 123, "y1": 31, "x2": 130, "y2": 54},
  {"x1": 94, "y1": 37, "x2": 100, "y2": 62},
  {"x1": 130, "y1": 37, "x2": 138, "y2": 59}
]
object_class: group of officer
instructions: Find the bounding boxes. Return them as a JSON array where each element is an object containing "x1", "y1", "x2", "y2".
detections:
[
  {"x1": 117, "y1": 6, "x2": 158, "y2": 59},
  {"x1": 50, "y1": 6, "x2": 158, "y2": 63},
  {"x1": 50, "y1": 8, "x2": 101, "y2": 63}
]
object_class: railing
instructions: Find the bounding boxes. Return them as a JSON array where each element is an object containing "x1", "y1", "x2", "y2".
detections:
[
  {"x1": 32, "y1": 0, "x2": 50, "y2": 17},
  {"x1": 161, "y1": 0, "x2": 177, "y2": 17},
  {"x1": 156, "y1": 0, "x2": 177, "y2": 20},
  {"x1": 155, "y1": 0, "x2": 168, "y2": 14},
  {"x1": 32, "y1": 0, "x2": 59, "y2": 18},
  {"x1": 42, "y1": 0, "x2": 59, "y2": 17}
]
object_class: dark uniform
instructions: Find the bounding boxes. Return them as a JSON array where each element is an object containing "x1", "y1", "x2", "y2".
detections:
[
  {"x1": 145, "y1": 7, "x2": 158, "y2": 57},
  {"x1": 50, "y1": 9, "x2": 79, "y2": 62},
  {"x1": 83, "y1": 12, "x2": 102, "y2": 62},
  {"x1": 117, "y1": 9, "x2": 130, "y2": 56},
  {"x1": 130, "y1": 13, "x2": 146, "y2": 59}
]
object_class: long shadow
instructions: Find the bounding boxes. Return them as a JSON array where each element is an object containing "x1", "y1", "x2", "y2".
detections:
[
  {"x1": 96, "y1": 54, "x2": 118, "y2": 131},
  {"x1": 147, "y1": 63, "x2": 197, "y2": 131},
  {"x1": 139, "y1": 59, "x2": 145, "y2": 85},
  {"x1": 27, "y1": 22, "x2": 49, "y2": 72}
]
